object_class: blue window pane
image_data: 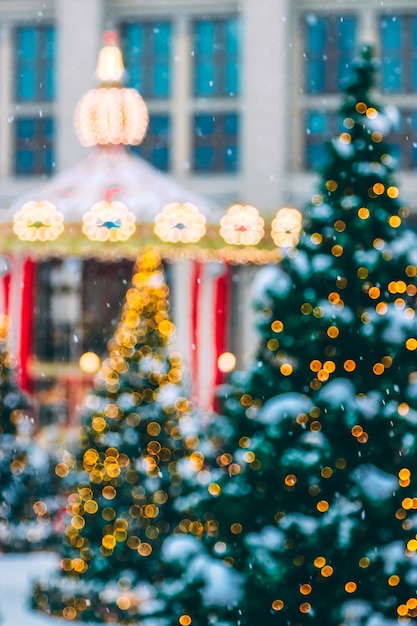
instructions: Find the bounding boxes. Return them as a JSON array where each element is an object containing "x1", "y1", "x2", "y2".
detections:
[
  {"x1": 225, "y1": 145, "x2": 238, "y2": 171},
  {"x1": 304, "y1": 15, "x2": 356, "y2": 94},
  {"x1": 196, "y1": 63, "x2": 215, "y2": 95},
  {"x1": 15, "y1": 118, "x2": 54, "y2": 175},
  {"x1": 306, "y1": 17, "x2": 326, "y2": 52},
  {"x1": 17, "y1": 119, "x2": 34, "y2": 138},
  {"x1": 381, "y1": 16, "x2": 402, "y2": 47},
  {"x1": 18, "y1": 28, "x2": 36, "y2": 58},
  {"x1": 305, "y1": 111, "x2": 326, "y2": 134},
  {"x1": 225, "y1": 114, "x2": 238, "y2": 134},
  {"x1": 193, "y1": 113, "x2": 239, "y2": 173},
  {"x1": 15, "y1": 26, "x2": 55, "y2": 102},
  {"x1": 196, "y1": 22, "x2": 215, "y2": 54},
  {"x1": 17, "y1": 151, "x2": 34, "y2": 171},
  {"x1": 382, "y1": 58, "x2": 402, "y2": 92},
  {"x1": 226, "y1": 63, "x2": 239, "y2": 95},
  {"x1": 194, "y1": 18, "x2": 240, "y2": 97},
  {"x1": 195, "y1": 147, "x2": 214, "y2": 168},
  {"x1": 131, "y1": 114, "x2": 170, "y2": 171},
  {"x1": 18, "y1": 69, "x2": 35, "y2": 100},
  {"x1": 307, "y1": 61, "x2": 325, "y2": 93},
  {"x1": 306, "y1": 145, "x2": 327, "y2": 170},
  {"x1": 123, "y1": 22, "x2": 170, "y2": 98},
  {"x1": 226, "y1": 19, "x2": 239, "y2": 54},
  {"x1": 196, "y1": 115, "x2": 215, "y2": 135},
  {"x1": 339, "y1": 17, "x2": 356, "y2": 50},
  {"x1": 152, "y1": 147, "x2": 169, "y2": 170},
  {"x1": 154, "y1": 66, "x2": 169, "y2": 96},
  {"x1": 154, "y1": 23, "x2": 170, "y2": 54}
]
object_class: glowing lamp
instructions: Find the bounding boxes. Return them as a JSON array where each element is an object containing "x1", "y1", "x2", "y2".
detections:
[
  {"x1": 154, "y1": 202, "x2": 206, "y2": 243},
  {"x1": 74, "y1": 87, "x2": 149, "y2": 146},
  {"x1": 13, "y1": 201, "x2": 64, "y2": 241},
  {"x1": 271, "y1": 207, "x2": 302, "y2": 247},
  {"x1": 217, "y1": 352, "x2": 236, "y2": 373},
  {"x1": 95, "y1": 31, "x2": 125, "y2": 83},
  {"x1": 79, "y1": 351, "x2": 101, "y2": 374},
  {"x1": 220, "y1": 204, "x2": 264, "y2": 246},
  {"x1": 82, "y1": 200, "x2": 136, "y2": 242}
]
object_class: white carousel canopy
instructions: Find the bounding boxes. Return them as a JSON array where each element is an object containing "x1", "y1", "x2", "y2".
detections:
[{"x1": 4, "y1": 146, "x2": 221, "y2": 224}]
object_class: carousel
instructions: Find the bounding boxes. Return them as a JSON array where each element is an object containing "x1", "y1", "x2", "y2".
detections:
[{"x1": 0, "y1": 31, "x2": 302, "y2": 426}]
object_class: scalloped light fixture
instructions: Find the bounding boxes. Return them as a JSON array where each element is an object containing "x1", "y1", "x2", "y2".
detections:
[
  {"x1": 13, "y1": 201, "x2": 64, "y2": 241},
  {"x1": 82, "y1": 200, "x2": 136, "y2": 242},
  {"x1": 154, "y1": 202, "x2": 206, "y2": 243},
  {"x1": 220, "y1": 204, "x2": 264, "y2": 246},
  {"x1": 271, "y1": 207, "x2": 302, "y2": 247},
  {"x1": 74, "y1": 31, "x2": 149, "y2": 147}
]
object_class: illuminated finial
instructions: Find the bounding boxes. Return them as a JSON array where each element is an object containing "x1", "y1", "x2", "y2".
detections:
[
  {"x1": 74, "y1": 30, "x2": 149, "y2": 146},
  {"x1": 95, "y1": 31, "x2": 125, "y2": 85}
]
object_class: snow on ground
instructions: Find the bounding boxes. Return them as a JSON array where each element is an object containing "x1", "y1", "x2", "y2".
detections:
[{"x1": 0, "y1": 551, "x2": 89, "y2": 626}]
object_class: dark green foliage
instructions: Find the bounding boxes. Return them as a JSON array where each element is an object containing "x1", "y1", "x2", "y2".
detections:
[{"x1": 154, "y1": 46, "x2": 417, "y2": 626}]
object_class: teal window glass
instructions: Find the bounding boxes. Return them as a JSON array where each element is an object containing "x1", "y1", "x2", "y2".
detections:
[
  {"x1": 304, "y1": 14, "x2": 356, "y2": 94},
  {"x1": 130, "y1": 114, "x2": 170, "y2": 171},
  {"x1": 386, "y1": 110, "x2": 417, "y2": 169},
  {"x1": 380, "y1": 15, "x2": 417, "y2": 93},
  {"x1": 122, "y1": 22, "x2": 171, "y2": 98},
  {"x1": 15, "y1": 118, "x2": 54, "y2": 175},
  {"x1": 15, "y1": 26, "x2": 55, "y2": 102},
  {"x1": 304, "y1": 111, "x2": 340, "y2": 170},
  {"x1": 193, "y1": 18, "x2": 240, "y2": 97},
  {"x1": 193, "y1": 113, "x2": 239, "y2": 173}
]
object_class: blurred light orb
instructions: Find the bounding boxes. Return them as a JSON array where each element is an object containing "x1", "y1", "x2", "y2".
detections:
[
  {"x1": 82, "y1": 200, "x2": 136, "y2": 242},
  {"x1": 95, "y1": 31, "x2": 125, "y2": 83},
  {"x1": 217, "y1": 352, "x2": 236, "y2": 373},
  {"x1": 271, "y1": 207, "x2": 302, "y2": 247},
  {"x1": 220, "y1": 204, "x2": 264, "y2": 246},
  {"x1": 79, "y1": 351, "x2": 101, "y2": 374},
  {"x1": 154, "y1": 202, "x2": 206, "y2": 243},
  {"x1": 74, "y1": 87, "x2": 149, "y2": 146},
  {"x1": 13, "y1": 200, "x2": 64, "y2": 241}
]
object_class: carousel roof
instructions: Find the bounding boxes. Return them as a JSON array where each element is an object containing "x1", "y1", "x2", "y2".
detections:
[{"x1": 4, "y1": 146, "x2": 221, "y2": 224}]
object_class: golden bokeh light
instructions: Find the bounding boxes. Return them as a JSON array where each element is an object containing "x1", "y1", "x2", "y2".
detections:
[
  {"x1": 79, "y1": 351, "x2": 101, "y2": 374},
  {"x1": 217, "y1": 351, "x2": 236, "y2": 373}
]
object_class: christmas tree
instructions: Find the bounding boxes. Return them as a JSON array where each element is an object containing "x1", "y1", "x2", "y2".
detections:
[
  {"x1": 32, "y1": 250, "x2": 207, "y2": 624},
  {"x1": 0, "y1": 315, "x2": 55, "y2": 551},
  {"x1": 155, "y1": 45, "x2": 417, "y2": 625}
]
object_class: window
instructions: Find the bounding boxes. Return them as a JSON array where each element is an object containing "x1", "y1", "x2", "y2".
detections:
[
  {"x1": 193, "y1": 113, "x2": 239, "y2": 173},
  {"x1": 303, "y1": 14, "x2": 357, "y2": 94},
  {"x1": 385, "y1": 111, "x2": 417, "y2": 169},
  {"x1": 122, "y1": 22, "x2": 171, "y2": 170},
  {"x1": 193, "y1": 18, "x2": 240, "y2": 97},
  {"x1": 15, "y1": 118, "x2": 54, "y2": 176},
  {"x1": 380, "y1": 15, "x2": 417, "y2": 93},
  {"x1": 191, "y1": 17, "x2": 240, "y2": 174},
  {"x1": 122, "y1": 22, "x2": 171, "y2": 99},
  {"x1": 304, "y1": 111, "x2": 340, "y2": 170},
  {"x1": 15, "y1": 26, "x2": 55, "y2": 102},
  {"x1": 13, "y1": 25, "x2": 56, "y2": 176},
  {"x1": 130, "y1": 114, "x2": 170, "y2": 171}
]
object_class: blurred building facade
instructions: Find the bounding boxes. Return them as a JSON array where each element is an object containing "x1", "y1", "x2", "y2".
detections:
[{"x1": 1, "y1": 0, "x2": 417, "y2": 424}]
